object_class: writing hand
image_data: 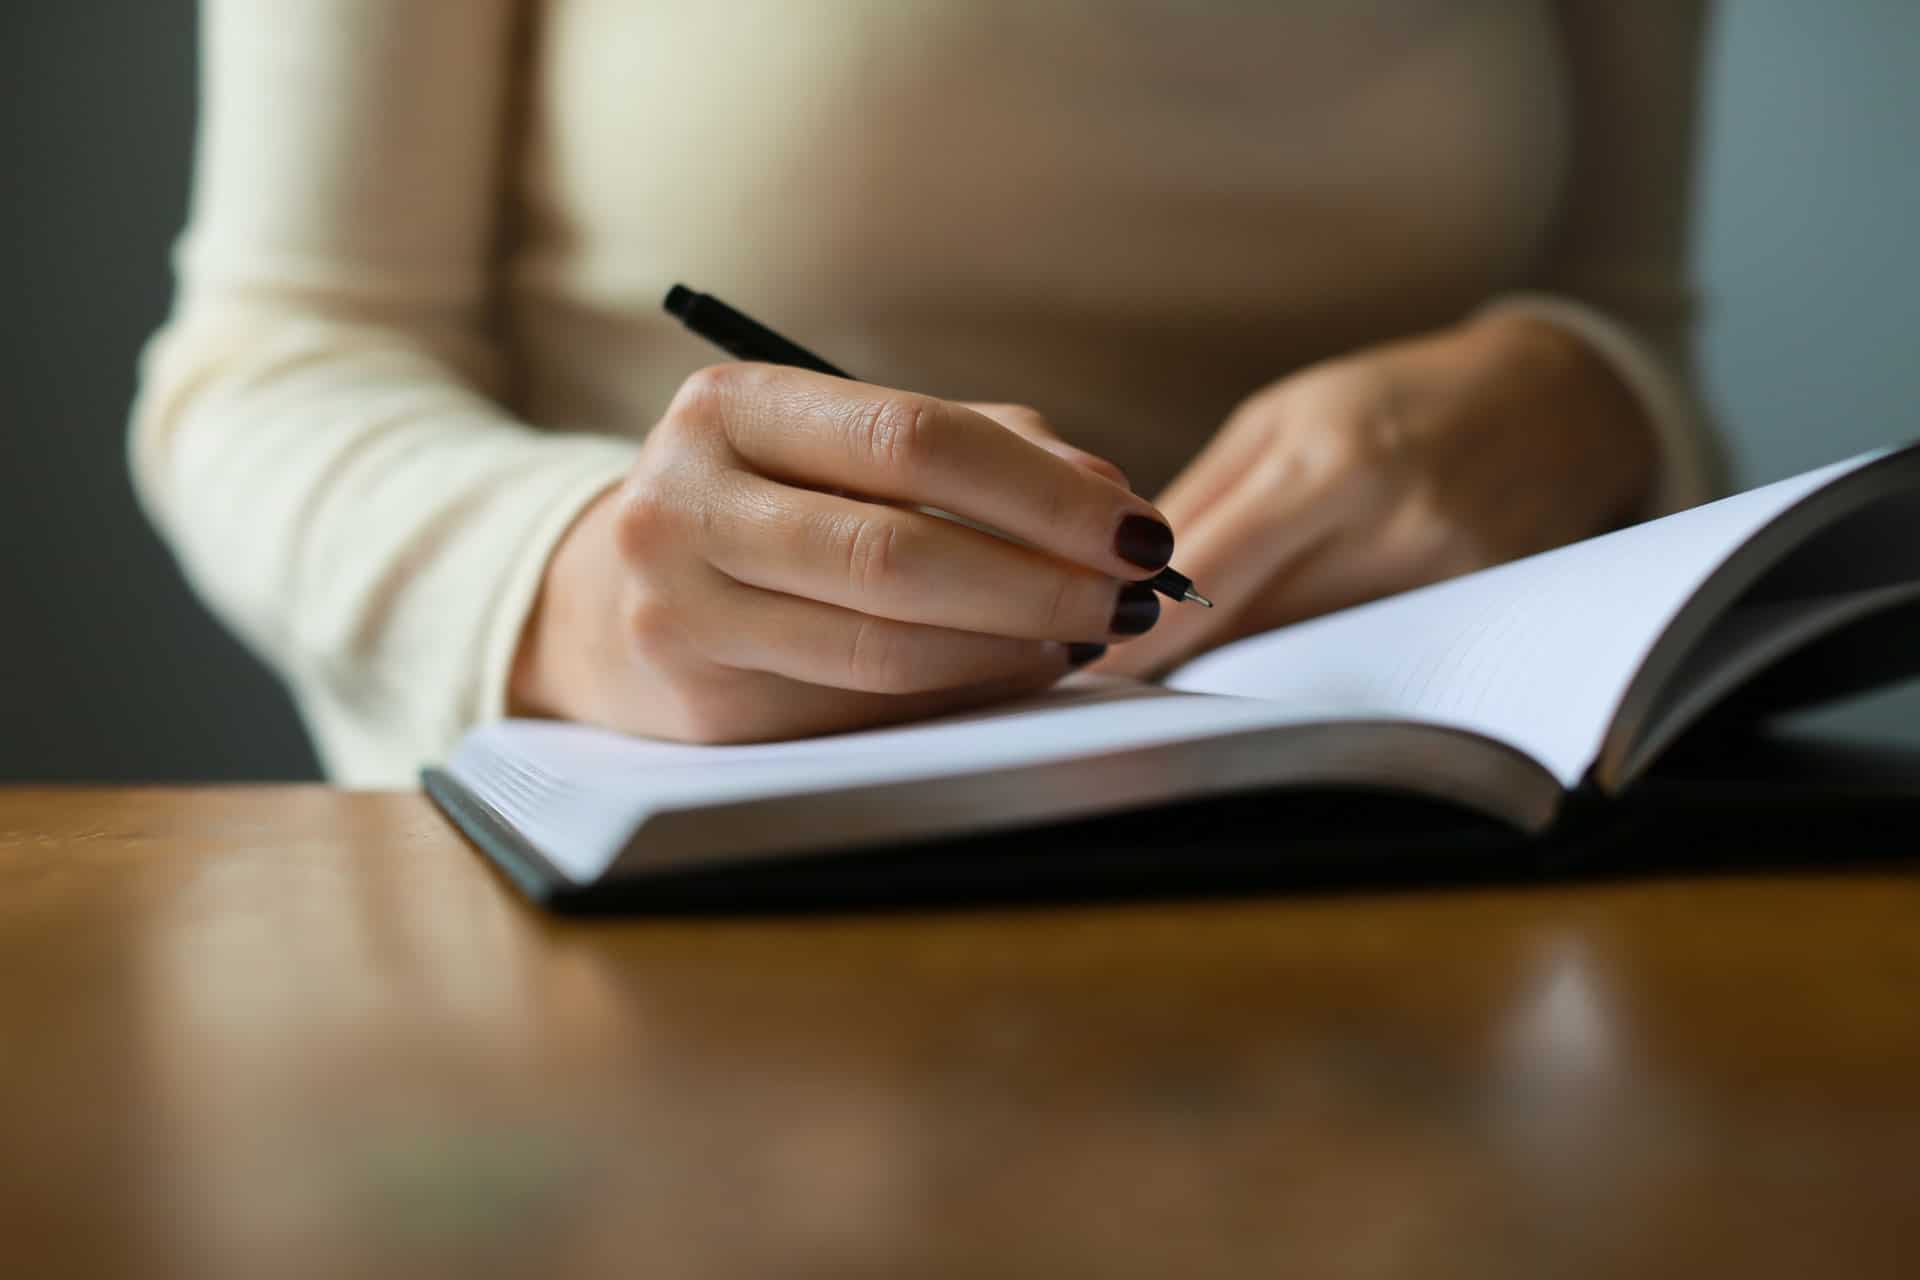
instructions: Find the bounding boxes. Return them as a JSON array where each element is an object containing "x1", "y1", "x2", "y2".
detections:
[{"x1": 511, "y1": 365, "x2": 1175, "y2": 741}]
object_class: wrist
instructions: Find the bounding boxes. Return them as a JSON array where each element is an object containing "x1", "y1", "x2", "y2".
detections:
[
  {"x1": 508, "y1": 483, "x2": 623, "y2": 720},
  {"x1": 1458, "y1": 308, "x2": 1658, "y2": 524}
]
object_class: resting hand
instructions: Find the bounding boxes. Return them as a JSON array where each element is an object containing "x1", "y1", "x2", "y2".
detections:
[
  {"x1": 1097, "y1": 311, "x2": 1657, "y2": 677},
  {"x1": 511, "y1": 365, "x2": 1175, "y2": 741}
]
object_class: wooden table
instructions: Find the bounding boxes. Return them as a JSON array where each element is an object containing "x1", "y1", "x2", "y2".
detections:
[{"x1": 3, "y1": 787, "x2": 1917, "y2": 1279}]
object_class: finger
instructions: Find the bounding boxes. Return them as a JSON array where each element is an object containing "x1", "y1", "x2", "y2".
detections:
[
  {"x1": 963, "y1": 403, "x2": 1133, "y2": 491},
  {"x1": 1152, "y1": 412, "x2": 1270, "y2": 530},
  {"x1": 1221, "y1": 505, "x2": 1486, "y2": 633},
  {"x1": 1097, "y1": 460, "x2": 1353, "y2": 677},
  {"x1": 681, "y1": 364, "x2": 1177, "y2": 579},
  {"x1": 694, "y1": 576, "x2": 1082, "y2": 694},
  {"x1": 656, "y1": 661, "x2": 1073, "y2": 745},
  {"x1": 1212, "y1": 538, "x2": 1388, "y2": 633},
  {"x1": 702, "y1": 472, "x2": 1161, "y2": 643}
]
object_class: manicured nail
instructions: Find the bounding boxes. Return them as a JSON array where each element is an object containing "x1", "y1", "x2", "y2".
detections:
[
  {"x1": 1067, "y1": 642, "x2": 1108, "y2": 668},
  {"x1": 1110, "y1": 582, "x2": 1161, "y2": 636},
  {"x1": 1114, "y1": 514, "x2": 1174, "y2": 570}
]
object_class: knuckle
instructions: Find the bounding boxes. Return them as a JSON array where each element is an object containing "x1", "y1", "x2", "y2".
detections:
[
  {"x1": 1311, "y1": 418, "x2": 1380, "y2": 477},
  {"x1": 842, "y1": 513, "x2": 908, "y2": 597},
  {"x1": 1247, "y1": 446, "x2": 1307, "y2": 505},
  {"x1": 1275, "y1": 411, "x2": 1406, "y2": 508},
  {"x1": 620, "y1": 589, "x2": 682, "y2": 660},
  {"x1": 609, "y1": 479, "x2": 676, "y2": 564},
  {"x1": 1395, "y1": 493, "x2": 1491, "y2": 577},
  {"x1": 1223, "y1": 384, "x2": 1287, "y2": 437},
  {"x1": 1401, "y1": 475, "x2": 1459, "y2": 531},
  {"x1": 855, "y1": 394, "x2": 936, "y2": 475},
  {"x1": 669, "y1": 363, "x2": 744, "y2": 420},
  {"x1": 1338, "y1": 405, "x2": 1413, "y2": 481},
  {"x1": 844, "y1": 616, "x2": 921, "y2": 694},
  {"x1": 619, "y1": 450, "x2": 745, "y2": 565}
]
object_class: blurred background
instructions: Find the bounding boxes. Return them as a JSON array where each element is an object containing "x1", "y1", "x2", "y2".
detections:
[{"x1": 2, "y1": 2, "x2": 1916, "y2": 782}]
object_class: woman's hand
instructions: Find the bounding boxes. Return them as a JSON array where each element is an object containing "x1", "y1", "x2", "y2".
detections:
[
  {"x1": 1097, "y1": 311, "x2": 1658, "y2": 677},
  {"x1": 510, "y1": 365, "x2": 1175, "y2": 742}
]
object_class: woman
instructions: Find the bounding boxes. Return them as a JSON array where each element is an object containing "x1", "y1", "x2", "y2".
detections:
[{"x1": 132, "y1": 1, "x2": 1718, "y2": 785}]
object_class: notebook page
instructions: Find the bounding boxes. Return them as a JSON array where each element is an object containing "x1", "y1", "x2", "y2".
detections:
[
  {"x1": 452, "y1": 681, "x2": 1362, "y2": 883},
  {"x1": 1163, "y1": 452, "x2": 1887, "y2": 788},
  {"x1": 1615, "y1": 578, "x2": 1920, "y2": 780}
]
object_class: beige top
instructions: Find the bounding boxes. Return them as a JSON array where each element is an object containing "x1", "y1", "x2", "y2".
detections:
[{"x1": 132, "y1": 0, "x2": 1718, "y2": 785}]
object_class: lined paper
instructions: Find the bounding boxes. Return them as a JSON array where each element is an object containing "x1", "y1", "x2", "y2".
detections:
[{"x1": 1165, "y1": 452, "x2": 1887, "y2": 786}]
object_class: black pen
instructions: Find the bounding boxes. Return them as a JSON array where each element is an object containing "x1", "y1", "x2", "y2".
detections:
[{"x1": 664, "y1": 285, "x2": 1212, "y2": 608}]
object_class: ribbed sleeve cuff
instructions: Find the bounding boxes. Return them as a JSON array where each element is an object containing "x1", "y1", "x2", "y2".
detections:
[{"x1": 1476, "y1": 292, "x2": 1718, "y2": 520}]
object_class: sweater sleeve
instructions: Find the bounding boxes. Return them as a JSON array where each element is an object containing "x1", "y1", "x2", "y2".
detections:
[
  {"x1": 129, "y1": 0, "x2": 638, "y2": 785},
  {"x1": 1479, "y1": 0, "x2": 1726, "y2": 520}
]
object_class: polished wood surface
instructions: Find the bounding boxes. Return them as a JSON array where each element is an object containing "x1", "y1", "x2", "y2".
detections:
[{"x1": 2, "y1": 786, "x2": 1917, "y2": 1279}]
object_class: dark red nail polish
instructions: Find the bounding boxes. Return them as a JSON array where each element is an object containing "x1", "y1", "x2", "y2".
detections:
[
  {"x1": 1114, "y1": 515, "x2": 1174, "y2": 570},
  {"x1": 1067, "y1": 642, "x2": 1108, "y2": 668},
  {"x1": 1110, "y1": 583, "x2": 1161, "y2": 636}
]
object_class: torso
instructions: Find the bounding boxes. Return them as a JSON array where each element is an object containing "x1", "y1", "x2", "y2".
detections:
[{"x1": 503, "y1": 0, "x2": 1570, "y2": 490}]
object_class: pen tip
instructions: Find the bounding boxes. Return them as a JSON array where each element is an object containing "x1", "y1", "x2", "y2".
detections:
[
  {"x1": 1185, "y1": 589, "x2": 1214, "y2": 609},
  {"x1": 663, "y1": 284, "x2": 695, "y2": 318}
]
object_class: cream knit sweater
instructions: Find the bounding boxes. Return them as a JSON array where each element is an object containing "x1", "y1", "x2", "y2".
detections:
[{"x1": 132, "y1": 0, "x2": 1717, "y2": 784}]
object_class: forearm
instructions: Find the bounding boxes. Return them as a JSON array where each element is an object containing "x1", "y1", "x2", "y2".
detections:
[
  {"x1": 126, "y1": 0, "x2": 660, "y2": 782},
  {"x1": 132, "y1": 306, "x2": 636, "y2": 782}
]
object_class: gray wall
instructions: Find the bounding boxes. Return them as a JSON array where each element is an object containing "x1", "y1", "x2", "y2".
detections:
[
  {"x1": 1, "y1": 3, "x2": 1914, "y2": 781},
  {"x1": 1699, "y1": 0, "x2": 1920, "y2": 483},
  {"x1": 2, "y1": 1, "x2": 318, "y2": 780},
  {"x1": 1695, "y1": 1, "x2": 1920, "y2": 741}
]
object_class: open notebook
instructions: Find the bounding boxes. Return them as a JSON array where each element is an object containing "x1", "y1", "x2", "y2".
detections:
[{"x1": 426, "y1": 444, "x2": 1920, "y2": 900}]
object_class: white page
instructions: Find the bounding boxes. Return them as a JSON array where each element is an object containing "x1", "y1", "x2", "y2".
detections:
[
  {"x1": 1164, "y1": 451, "x2": 1888, "y2": 788},
  {"x1": 452, "y1": 681, "x2": 1377, "y2": 883}
]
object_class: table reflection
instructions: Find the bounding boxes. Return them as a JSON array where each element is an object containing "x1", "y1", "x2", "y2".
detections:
[{"x1": 79, "y1": 788, "x2": 1918, "y2": 1280}]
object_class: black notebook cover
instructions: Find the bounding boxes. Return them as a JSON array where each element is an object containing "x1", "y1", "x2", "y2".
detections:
[{"x1": 425, "y1": 731, "x2": 1920, "y2": 915}]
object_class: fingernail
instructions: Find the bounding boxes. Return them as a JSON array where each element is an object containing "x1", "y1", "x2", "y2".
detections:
[
  {"x1": 1109, "y1": 582, "x2": 1161, "y2": 636},
  {"x1": 1114, "y1": 515, "x2": 1174, "y2": 570},
  {"x1": 1067, "y1": 642, "x2": 1108, "y2": 668}
]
